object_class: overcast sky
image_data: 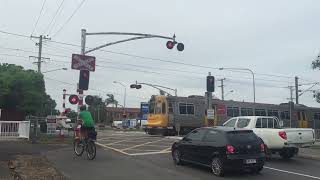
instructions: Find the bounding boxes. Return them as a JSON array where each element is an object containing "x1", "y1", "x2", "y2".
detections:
[{"x1": 1, "y1": 0, "x2": 320, "y2": 110}]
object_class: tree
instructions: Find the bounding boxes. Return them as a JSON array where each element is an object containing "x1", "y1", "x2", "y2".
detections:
[
  {"x1": 312, "y1": 58, "x2": 320, "y2": 70},
  {"x1": 66, "y1": 110, "x2": 77, "y2": 122},
  {"x1": 105, "y1": 94, "x2": 118, "y2": 107},
  {"x1": 88, "y1": 96, "x2": 106, "y2": 123},
  {"x1": 0, "y1": 63, "x2": 57, "y2": 116}
]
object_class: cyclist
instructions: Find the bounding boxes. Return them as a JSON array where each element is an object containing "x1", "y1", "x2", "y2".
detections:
[{"x1": 78, "y1": 105, "x2": 95, "y2": 142}]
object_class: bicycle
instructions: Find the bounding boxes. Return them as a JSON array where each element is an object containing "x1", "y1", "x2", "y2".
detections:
[{"x1": 73, "y1": 124, "x2": 97, "y2": 160}]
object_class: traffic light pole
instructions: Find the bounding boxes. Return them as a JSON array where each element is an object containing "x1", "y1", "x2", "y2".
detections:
[
  {"x1": 135, "y1": 81, "x2": 177, "y2": 96},
  {"x1": 77, "y1": 29, "x2": 183, "y2": 111}
]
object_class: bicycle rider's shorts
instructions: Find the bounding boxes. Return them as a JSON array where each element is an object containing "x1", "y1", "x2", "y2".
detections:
[{"x1": 80, "y1": 126, "x2": 95, "y2": 133}]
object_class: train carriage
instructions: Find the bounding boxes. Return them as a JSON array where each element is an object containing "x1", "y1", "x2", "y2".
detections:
[{"x1": 144, "y1": 95, "x2": 320, "y2": 135}]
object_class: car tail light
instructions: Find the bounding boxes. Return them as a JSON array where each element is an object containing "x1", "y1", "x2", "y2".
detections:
[
  {"x1": 278, "y1": 131, "x2": 287, "y2": 140},
  {"x1": 260, "y1": 144, "x2": 265, "y2": 152},
  {"x1": 226, "y1": 144, "x2": 235, "y2": 154}
]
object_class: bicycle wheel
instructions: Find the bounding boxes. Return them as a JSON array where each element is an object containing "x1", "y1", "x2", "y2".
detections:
[
  {"x1": 86, "y1": 140, "x2": 96, "y2": 160},
  {"x1": 74, "y1": 139, "x2": 84, "y2": 156}
]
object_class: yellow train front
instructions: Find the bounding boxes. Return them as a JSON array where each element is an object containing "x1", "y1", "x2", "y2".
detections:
[{"x1": 144, "y1": 95, "x2": 207, "y2": 135}]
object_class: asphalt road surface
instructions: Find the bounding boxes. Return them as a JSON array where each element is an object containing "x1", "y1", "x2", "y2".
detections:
[{"x1": 45, "y1": 131, "x2": 320, "y2": 180}]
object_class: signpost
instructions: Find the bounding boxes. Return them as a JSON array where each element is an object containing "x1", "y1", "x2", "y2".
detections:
[
  {"x1": 71, "y1": 54, "x2": 96, "y2": 71},
  {"x1": 207, "y1": 109, "x2": 215, "y2": 120},
  {"x1": 46, "y1": 116, "x2": 57, "y2": 135}
]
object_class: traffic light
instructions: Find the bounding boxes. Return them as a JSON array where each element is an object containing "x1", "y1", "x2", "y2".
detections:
[
  {"x1": 166, "y1": 41, "x2": 174, "y2": 49},
  {"x1": 79, "y1": 70, "x2": 90, "y2": 90},
  {"x1": 69, "y1": 94, "x2": 79, "y2": 104},
  {"x1": 130, "y1": 84, "x2": 142, "y2": 89},
  {"x1": 207, "y1": 75, "x2": 215, "y2": 92},
  {"x1": 166, "y1": 40, "x2": 184, "y2": 51},
  {"x1": 85, "y1": 95, "x2": 94, "y2": 105},
  {"x1": 177, "y1": 43, "x2": 184, "y2": 51}
]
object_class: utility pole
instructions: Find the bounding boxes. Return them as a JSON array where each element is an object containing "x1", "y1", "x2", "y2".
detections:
[
  {"x1": 30, "y1": 35, "x2": 50, "y2": 73},
  {"x1": 287, "y1": 86, "x2": 295, "y2": 128},
  {"x1": 295, "y1": 76, "x2": 299, "y2": 104},
  {"x1": 218, "y1": 78, "x2": 226, "y2": 100}
]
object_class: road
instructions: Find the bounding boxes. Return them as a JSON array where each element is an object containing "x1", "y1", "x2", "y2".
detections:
[{"x1": 45, "y1": 131, "x2": 320, "y2": 180}]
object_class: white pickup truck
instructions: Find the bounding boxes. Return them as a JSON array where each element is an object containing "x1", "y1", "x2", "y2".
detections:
[{"x1": 223, "y1": 116, "x2": 316, "y2": 159}]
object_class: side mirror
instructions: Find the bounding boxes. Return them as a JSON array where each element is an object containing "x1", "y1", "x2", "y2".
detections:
[{"x1": 182, "y1": 137, "x2": 191, "y2": 142}]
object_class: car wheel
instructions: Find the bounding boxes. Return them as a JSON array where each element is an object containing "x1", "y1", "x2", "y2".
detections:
[
  {"x1": 211, "y1": 157, "x2": 225, "y2": 177},
  {"x1": 265, "y1": 145, "x2": 272, "y2": 161},
  {"x1": 280, "y1": 151, "x2": 294, "y2": 159},
  {"x1": 172, "y1": 149, "x2": 183, "y2": 165},
  {"x1": 252, "y1": 166, "x2": 263, "y2": 173}
]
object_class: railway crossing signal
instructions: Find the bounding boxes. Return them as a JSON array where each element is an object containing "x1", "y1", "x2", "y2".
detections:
[
  {"x1": 79, "y1": 70, "x2": 90, "y2": 90},
  {"x1": 207, "y1": 75, "x2": 215, "y2": 92},
  {"x1": 69, "y1": 95, "x2": 79, "y2": 104},
  {"x1": 85, "y1": 95, "x2": 94, "y2": 105},
  {"x1": 166, "y1": 40, "x2": 184, "y2": 51}
]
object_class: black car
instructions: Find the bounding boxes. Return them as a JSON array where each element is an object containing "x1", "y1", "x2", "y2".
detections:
[{"x1": 171, "y1": 127, "x2": 266, "y2": 176}]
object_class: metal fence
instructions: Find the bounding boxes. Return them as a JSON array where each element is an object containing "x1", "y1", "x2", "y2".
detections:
[
  {"x1": 315, "y1": 129, "x2": 320, "y2": 140},
  {"x1": 0, "y1": 121, "x2": 30, "y2": 140}
]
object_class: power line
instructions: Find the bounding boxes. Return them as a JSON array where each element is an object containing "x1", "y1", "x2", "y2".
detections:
[
  {"x1": 0, "y1": 29, "x2": 313, "y2": 83},
  {"x1": 31, "y1": 0, "x2": 47, "y2": 36},
  {"x1": 0, "y1": 30, "x2": 29, "y2": 38},
  {"x1": 0, "y1": 44, "x2": 294, "y2": 84},
  {"x1": 51, "y1": 0, "x2": 86, "y2": 38},
  {"x1": 43, "y1": 0, "x2": 65, "y2": 35}
]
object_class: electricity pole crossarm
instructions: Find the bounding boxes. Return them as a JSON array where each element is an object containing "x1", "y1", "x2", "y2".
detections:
[{"x1": 30, "y1": 35, "x2": 51, "y2": 73}]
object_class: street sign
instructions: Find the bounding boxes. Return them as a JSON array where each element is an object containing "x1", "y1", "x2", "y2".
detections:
[
  {"x1": 71, "y1": 54, "x2": 96, "y2": 71},
  {"x1": 207, "y1": 109, "x2": 215, "y2": 119}
]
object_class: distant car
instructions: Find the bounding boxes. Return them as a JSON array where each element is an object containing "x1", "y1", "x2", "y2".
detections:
[{"x1": 171, "y1": 127, "x2": 266, "y2": 177}]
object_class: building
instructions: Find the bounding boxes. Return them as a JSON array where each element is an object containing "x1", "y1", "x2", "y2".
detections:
[{"x1": 106, "y1": 107, "x2": 140, "y2": 121}]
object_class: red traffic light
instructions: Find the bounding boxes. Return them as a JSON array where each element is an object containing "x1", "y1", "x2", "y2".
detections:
[
  {"x1": 69, "y1": 95, "x2": 79, "y2": 104},
  {"x1": 166, "y1": 41, "x2": 174, "y2": 49}
]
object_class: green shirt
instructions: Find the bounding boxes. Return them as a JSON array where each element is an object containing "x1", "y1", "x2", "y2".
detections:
[{"x1": 79, "y1": 110, "x2": 95, "y2": 127}]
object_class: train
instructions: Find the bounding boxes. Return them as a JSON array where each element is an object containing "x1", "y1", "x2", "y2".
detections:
[{"x1": 143, "y1": 95, "x2": 320, "y2": 135}]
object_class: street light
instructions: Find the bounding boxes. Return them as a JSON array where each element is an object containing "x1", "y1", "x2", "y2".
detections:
[
  {"x1": 42, "y1": 68, "x2": 67, "y2": 73},
  {"x1": 219, "y1": 67, "x2": 256, "y2": 103},
  {"x1": 224, "y1": 90, "x2": 234, "y2": 99},
  {"x1": 113, "y1": 81, "x2": 127, "y2": 110}
]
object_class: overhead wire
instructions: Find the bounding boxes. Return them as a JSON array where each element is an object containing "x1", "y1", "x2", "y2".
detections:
[
  {"x1": 0, "y1": 29, "x2": 314, "y2": 84},
  {"x1": 51, "y1": 0, "x2": 86, "y2": 38},
  {"x1": 31, "y1": 0, "x2": 47, "y2": 36},
  {"x1": 43, "y1": 0, "x2": 65, "y2": 35}
]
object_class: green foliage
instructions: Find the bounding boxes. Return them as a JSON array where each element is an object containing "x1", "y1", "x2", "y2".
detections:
[
  {"x1": 66, "y1": 110, "x2": 77, "y2": 122},
  {"x1": 0, "y1": 63, "x2": 57, "y2": 115},
  {"x1": 312, "y1": 59, "x2": 320, "y2": 70}
]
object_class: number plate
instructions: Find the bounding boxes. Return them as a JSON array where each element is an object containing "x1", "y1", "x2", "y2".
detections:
[{"x1": 245, "y1": 159, "x2": 257, "y2": 164}]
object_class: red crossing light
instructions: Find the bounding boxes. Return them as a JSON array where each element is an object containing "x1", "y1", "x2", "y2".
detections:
[
  {"x1": 69, "y1": 95, "x2": 79, "y2": 104},
  {"x1": 166, "y1": 41, "x2": 174, "y2": 49}
]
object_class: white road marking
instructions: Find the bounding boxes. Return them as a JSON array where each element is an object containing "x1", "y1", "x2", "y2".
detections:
[
  {"x1": 129, "y1": 151, "x2": 171, "y2": 156},
  {"x1": 95, "y1": 142, "x2": 130, "y2": 155},
  {"x1": 265, "y1": 166, "x2": 320, "y2": 180},
  {"x1": 121, "y1": 139, "x2": 165, "y2": 151}
]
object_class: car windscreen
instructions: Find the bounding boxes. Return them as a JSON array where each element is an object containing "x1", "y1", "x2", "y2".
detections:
[{"x1": 226, "y1": 131, "x2": 260, "y2": 144}]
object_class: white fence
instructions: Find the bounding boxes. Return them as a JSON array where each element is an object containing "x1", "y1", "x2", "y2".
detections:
[{"x1": 0, "y1": 121, "x2": 30, "y2": 140}]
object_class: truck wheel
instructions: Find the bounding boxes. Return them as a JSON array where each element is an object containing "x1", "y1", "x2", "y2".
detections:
[{"x1": 280, "y1": 149, "x2": 295, "y2": 159}]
